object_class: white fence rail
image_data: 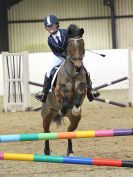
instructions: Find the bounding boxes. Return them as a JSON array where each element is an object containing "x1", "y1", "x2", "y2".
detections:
[
  {"x1": 128, "y1": 47, "x2": 133, "y2": 106},
  {"x1": 2, "y1": 51, "x2": 31, "y2": 112}
]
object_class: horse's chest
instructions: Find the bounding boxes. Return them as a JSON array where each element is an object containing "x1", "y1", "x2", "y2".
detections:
[{"x1": 55, "y1": 67, "x2": 87, "y2": 103}]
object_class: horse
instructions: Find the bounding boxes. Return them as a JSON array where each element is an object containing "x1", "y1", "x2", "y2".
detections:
[{"x1": 41, "y1": 24, "x2": 89, "y2": 156}]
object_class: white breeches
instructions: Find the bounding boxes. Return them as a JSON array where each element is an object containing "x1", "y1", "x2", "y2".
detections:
[
  {"x1": 45, "y1": 54, "x2": 65, "y2": 77},
  {"x1": 45, "y1": 52, "x2": 92, "y2": 78}
]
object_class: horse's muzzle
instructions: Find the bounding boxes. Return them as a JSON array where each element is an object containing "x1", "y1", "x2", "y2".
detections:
[{"x1": 72, "y1": 105, "x2": 81, "y2": 116}]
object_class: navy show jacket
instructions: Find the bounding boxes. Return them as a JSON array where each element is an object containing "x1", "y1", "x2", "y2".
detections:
[{"x1": 48, "y1": 29, "x2": 68, "y2": 57}]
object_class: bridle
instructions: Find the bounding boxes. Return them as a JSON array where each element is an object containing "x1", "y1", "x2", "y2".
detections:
[{"x1": 67, "y1": 37, "x2": 85, "y2": 62}]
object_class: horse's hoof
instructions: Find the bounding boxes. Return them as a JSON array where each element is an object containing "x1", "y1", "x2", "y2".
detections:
[
  {"x1": 44, "y1": 148, "x2": 50, "y2": 155},
  {"x1": 68, "y1": 153, "x2": 74, "y2": 157},
  {"x1": 67, "y1": 150, "x2": 74, "y2": 156}
]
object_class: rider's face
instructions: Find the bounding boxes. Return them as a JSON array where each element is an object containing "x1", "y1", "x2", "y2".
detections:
[{"x1": 46, "y1": 24, "x2": 58, "y2": 34}]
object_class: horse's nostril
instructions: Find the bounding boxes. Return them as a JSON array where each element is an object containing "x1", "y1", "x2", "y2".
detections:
[
  {"x1": 76, "y1": 67, "x2": 81, "y2": 72},
  {"x1": 61, "y1": 96, "x2": 69, "y2": 115},
  {"x1": 75, "y1": 104, "x2": 80, "y2": 108},
  {"x1": 61, "y1": 108, "x2": 67, "y2": 115}
]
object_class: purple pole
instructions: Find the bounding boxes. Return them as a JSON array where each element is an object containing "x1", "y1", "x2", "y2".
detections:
[
  {"x1": 93, "y1": 76, "x2": 128, "y2": 91},
  {"x1": 95, "y1": 98, "x2": 127, "y2": 107}
]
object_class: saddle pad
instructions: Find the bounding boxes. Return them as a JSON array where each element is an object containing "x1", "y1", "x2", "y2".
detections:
[{"x1": 49, "y1": 61, "x2": 65, "y2": 92}]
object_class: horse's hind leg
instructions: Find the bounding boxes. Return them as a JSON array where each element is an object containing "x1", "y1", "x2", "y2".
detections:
[
  {"x1": 67, "y1": 114, "x2": 81, "y2": 156},
  {"x1": 42, "y1": 110, "x2": 55, "y2": 155},
  {"x1": 43, "y1": 117, "x2": 51, "y2": 155}
]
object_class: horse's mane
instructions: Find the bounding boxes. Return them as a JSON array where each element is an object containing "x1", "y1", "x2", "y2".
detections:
[{"x1": 67, "y1": 24, "x2": 84, "y2": 38}]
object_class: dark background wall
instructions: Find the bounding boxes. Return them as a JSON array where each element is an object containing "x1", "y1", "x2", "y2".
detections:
[{"x1": 0, "y1": 0, "x2": 133, "y2": 53}]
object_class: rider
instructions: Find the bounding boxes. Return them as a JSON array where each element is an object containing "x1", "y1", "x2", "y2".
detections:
[{"x1": 35, "y1": 15, "x2": 100, "y2": 103}]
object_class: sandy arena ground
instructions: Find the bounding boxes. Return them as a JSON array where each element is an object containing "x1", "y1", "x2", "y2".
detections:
[{"x1": 0, "y1": 90, "x2": 133, "y2": 177}]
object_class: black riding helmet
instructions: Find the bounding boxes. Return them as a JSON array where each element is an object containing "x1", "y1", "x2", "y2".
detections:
[{"x1": 44, "y1": 15, "x2": 59, "y2": 30}]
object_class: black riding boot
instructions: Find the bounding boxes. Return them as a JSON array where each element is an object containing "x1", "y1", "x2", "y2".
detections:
[
  {"x1": 86, "y1": 73, "x2": 100, "y2": 102},
  {"x1": 35, "y1": 75, "x2": 52, "y2": 103}
]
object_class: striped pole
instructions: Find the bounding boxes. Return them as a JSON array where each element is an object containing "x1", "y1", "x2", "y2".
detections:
[
  {"x1": 0, "y1": 129, "x2": 133, "y2": 142},
  {"x1": 95, "y1": 98, "x2": 127, "y2": 107},
  {"x1": 0, "y1": 152, "x2": 133, "y2": 167},
  {"x1": 93, "y1": 76, "x2": 128, "y2": 91}
]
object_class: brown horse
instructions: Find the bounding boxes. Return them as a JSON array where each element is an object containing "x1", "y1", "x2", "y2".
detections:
[{"x1": 41, "y1": 24, "x2": 89, "y2": 156}]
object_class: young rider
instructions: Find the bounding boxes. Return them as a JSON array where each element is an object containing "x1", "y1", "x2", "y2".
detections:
[{"x1": 35, "y1": 15, "x2": 100, "y2": 103}]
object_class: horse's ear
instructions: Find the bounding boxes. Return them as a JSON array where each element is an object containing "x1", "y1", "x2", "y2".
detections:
[
  {"x1": 67, "y1": 24, "x2": 76, "y2": 37},
  {"x1": 79, "y1": 28, "x2": 84, "y2": 37}
]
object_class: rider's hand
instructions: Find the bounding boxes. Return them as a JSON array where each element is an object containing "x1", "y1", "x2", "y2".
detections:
[
  {"x1": 87, "y1": 90, "x2": 100, "y2": 102},
  {"x1": 62, "y1": 52, "x2": 67, "y2": 58}
]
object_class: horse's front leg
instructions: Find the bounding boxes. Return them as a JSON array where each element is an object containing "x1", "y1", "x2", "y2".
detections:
[
  {"x1": 67, "y1": 139, "x2": 73, "y2": 156},
  {"x1": 67, "y1": 82, "x2": 85, "y2": 156},
  {"x1": 44, "y1": 140, "x2": 50, "y2": 155},
  {"x1": 67, "y1": 114, "x2": 81, "y2": 156}
]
